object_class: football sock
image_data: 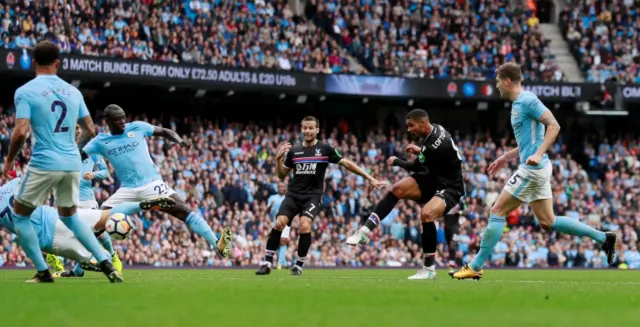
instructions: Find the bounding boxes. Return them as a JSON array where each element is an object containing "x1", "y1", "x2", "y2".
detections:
[
  {"x1": 110, "y1": 202, "x2": 142, "y2": 216},
  {"x1": 73, "y1": 263, "x2": 85, "y2": 277},
  {"x1": 553, "y1": 216, "x2": 607, "y2": 244},
  {"x1": 185, "y1": 212, "x2": 218, "y2": 247},
  {"x1": 61, "y1": 213, "x2": 110, "y2": 262},
  {"x1": 100, "y1": 233, "x2": 116, "y2": 255},
  {"x1": 296, "y1": 233, "x2": 312, "y2": 268},
  {"x1": 422, "y1": 222, "x2": 437, "y2": 267},
  {"x1": 469, "y1": 213, "x2": 506, "y2": 271},
  {"x1": 363, "y1": 193, "x2": 399, "y2": 231},
  {"x1": 277, "y1": 245, "x2": 288, "y2": 267},
  {"x1": 264, "y1": 229, "x2": 282, "y2": 264},
  {"x1": 12, "y1": 212, "x2": 48, "y2": 271}
]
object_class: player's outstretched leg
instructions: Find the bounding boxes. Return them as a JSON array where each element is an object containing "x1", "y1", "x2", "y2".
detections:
[
  {"x1": 161, "y1": 195, "x2": 231, "y2": 257},
  {"x1": 530, "y1": 199, "x2": 618, "y2": 265},
  {"x1": 256, "y1": 215, "x2": 289, "y2": 275},
  {"x1": 347, "y1": 177, "x2": 420, "y2": 246},
  {"x1": 292, "y1": 217, "x2": 312, "y2": 276},
  {"x1": 11, "y1": 208, "x2": 52, "y2": 283}
]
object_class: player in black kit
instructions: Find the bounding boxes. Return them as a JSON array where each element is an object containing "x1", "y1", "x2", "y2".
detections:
[
  {"x1": 256, "y1": 116, "x2": 386, "y2": 276},
  {"x1": 346, "y1": 109, "x2": 464, "y2": 280}
]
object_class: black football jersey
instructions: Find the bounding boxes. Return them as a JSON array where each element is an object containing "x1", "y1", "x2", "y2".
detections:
[
  {"x1": 283, "y1": 142, "x2": 342, "y2": 196},
  {"x1": 415, "y1": 124, "x2": 464, "y2": 191}
]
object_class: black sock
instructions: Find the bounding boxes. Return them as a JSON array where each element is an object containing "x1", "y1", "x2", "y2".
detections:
[
  {"x1": 364, "y1": 192, "x2": 399, "y2": 230},
  {"x1": 422, "y1": 222, "x2": 437, "y2": 267},
  {"x1": 264, "y1": 229, "x2": 282, "y2": 264},
  {"x1": 295, "y1": 233, "x2": 312, "y2": 268}
]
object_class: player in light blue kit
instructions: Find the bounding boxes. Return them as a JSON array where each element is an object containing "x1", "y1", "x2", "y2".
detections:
[
  {"x1": 267, "y1": 182, "x2": 288, "y2": 269},
  {"x1": 81, "y1": 104, "x2": 231, "y2": 257},
  {"x1": 0, "y1": 178, "x2": 174, "y2": 278},
  {"x1": 1, "y1": 41, "x2": 121, "y2": 283},
  {"x1": 45, "y1": 125, "x2": 124, "y2": 273},
  {"x1": 451, "y1": 63, "x2": 618, "y2": 280}
]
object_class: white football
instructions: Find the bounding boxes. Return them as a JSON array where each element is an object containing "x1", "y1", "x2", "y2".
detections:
[{"x1": 105, "y1": 213, "x2": 135, "y2": 240}]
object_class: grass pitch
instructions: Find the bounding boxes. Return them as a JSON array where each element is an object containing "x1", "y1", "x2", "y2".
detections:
[{"x1": 0, "y1": 269, "x2": 638, "y2": 327}]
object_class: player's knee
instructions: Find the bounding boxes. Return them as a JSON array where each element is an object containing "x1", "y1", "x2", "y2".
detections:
[
  {"x1": 389, "y1": 183, "x2": 409, "y2": 198},
  {"x1": 274, "y1": 216, "x2": 288, "y2": 231},
  {"x1": 299, "y1": 218, "x2": 312, "y2": 233},
  {"x1": 420, "y1": 210, "x2": 437, "y2": 223},
  {"x1": 538, "y1": 217, "x2": 555, "y2": 231},
  {"x1": 489, "y1": 203, "x2": 509, "y2": 217}
]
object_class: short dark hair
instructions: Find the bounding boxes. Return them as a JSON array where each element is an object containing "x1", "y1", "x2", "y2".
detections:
[
  {"x1": 104, "y1": 104, "x2": 124, "y2": 116},
  {"x1": 301, "y1": 116, "x2": 319, "y2": 127},
  {"x1": 33, "y1": 41, "x2": 60, "y2": 66},
  {"x1": 496, "y1": 62, "x2": 522, "y2": 83},
  {"x1": 405, "y1": 109, "x2": 429, "y2": 121}
]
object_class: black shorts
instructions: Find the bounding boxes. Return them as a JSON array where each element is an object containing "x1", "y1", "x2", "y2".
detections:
[
  {"x1": 410, "y1": 174, "x2": 464, "y2": 214},
  {"x1": 276, "y1": 194, "x2": 322, "y2": 224}
]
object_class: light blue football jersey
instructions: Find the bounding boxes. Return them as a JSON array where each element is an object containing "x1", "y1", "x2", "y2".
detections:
[
  {"x1": 0, "y1": 178, "x2": 57, "y2": 250},
  {"x1": 267, "y1": 194, "x2": 286, "y2": 219},
  {"x1": 510, "y1": 90, "x2": 550, "y2": 169},
  {"x1": 79, "y1": 154, "x2": 109, "y2": 202},
  {"x1": 14, "y1": 75, "x2": 90, "y2": 172},
  {"x1": 83, "y1": 121, "x2": 160, "y2": 188}
]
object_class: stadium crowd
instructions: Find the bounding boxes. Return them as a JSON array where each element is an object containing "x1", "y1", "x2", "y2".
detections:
[
  {"x1": 560, "y1": 0, "x2": 640, "y2": 84},
  {"x1": 0, "y1": 0, "x2": 569, "y2": 81},
  {"x1": 0, "y1": 106, "x2": 638, "y2": 270}
]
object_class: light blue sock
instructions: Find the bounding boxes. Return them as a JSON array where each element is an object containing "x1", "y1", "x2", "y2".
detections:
[
  {"x1": 12, "y1": 212, "x2": 48, "y2": 271},
  {"x1": 553, "y1": 216, "x2": 606, "y2": 244},
  {"x1": 470, "y1": 214, "x2": 506, "y2": 271},
  {"x1": 277, "y1": 245, "x2": 288, "y2": 267},
  {"x1": 185, "y1": 212, "x2": 218, "y2": 247},
  {"x1": 72, "y1": 263, "x2": 85, "y2": 277},
  {"x1": 60, "y1": 213, "x2": 109, "y2": 262},
  {"x1": 110, "y1": 202, "x2": 142, "y2": 216},
  {"x1": 100, "y1": 233, "x2": 116, "y2": 255}
]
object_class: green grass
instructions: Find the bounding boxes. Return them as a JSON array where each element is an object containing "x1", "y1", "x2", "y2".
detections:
[{"x1": 1, "y1": 269, "x2": 639, "y2": 327}]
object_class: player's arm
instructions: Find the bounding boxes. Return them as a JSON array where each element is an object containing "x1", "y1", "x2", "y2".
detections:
[
  {"x1": 152, "y1": 126, "x2": 191, "y2": 149},
  {"x1": 276, "y1": 146, "x2": 293, "y2": 180},
  {"x1": 77, "y1": 97, "x2": 96, "y2": 149},
  {"x1": 338, "y1": 158, "x2": 378, "y2": 182},
  {"x1": 500, "y1": 147, "x2": 520, "y2": 162},
  {"x1": 5, "y1": 89, "x2": 31, "y2": 168},
  {"x1": 531, "y1": 98, "x2": 561, "y2": 156},
  {"x1": 91, "y1": 156, "x2": 110, "y2": 180},
  {"x1": 390, "y1": 157, "x2": 424, "y2": 172}
]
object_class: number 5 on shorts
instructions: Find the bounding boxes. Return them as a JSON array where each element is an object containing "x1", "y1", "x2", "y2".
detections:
[{"x1": 508, "y1": 173, "x2": 523, "y2": 188}]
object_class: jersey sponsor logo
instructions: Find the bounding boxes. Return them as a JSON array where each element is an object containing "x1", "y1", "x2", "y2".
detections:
[
  {"x1": 295, "y1": 162, "x2": 317, "y2": 175},
  {"x1": 107, "y1": 141, "x2": 140, "y2": 157}
]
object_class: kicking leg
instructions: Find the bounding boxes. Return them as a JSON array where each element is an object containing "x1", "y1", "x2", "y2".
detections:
[
  {"x1": 346, "y1": 177, "x2": 421, "y2": 245},
  {"x1": 451, "y1": 189, "x2": 521, "y2": 280},
  {"x1": 530, "y1": 199, "x2": 617, "y2": 264}
]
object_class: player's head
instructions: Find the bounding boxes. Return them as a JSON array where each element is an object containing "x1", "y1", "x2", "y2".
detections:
[
  {"x1": 278, "y1": 182, "x2": 286, "y2": 195},
  {"x1": 33, "y1": 41, "x2": 60, "y2": 73},
  {"x1": 496, "y1": 62, "x2": 523, "y2": 99},
  {"x1": 405, "y1": 109, "x2": 431, "y2": 138},
  {"x1": 104, "y1": 104, "x2": 127, "y2": 134},
  {"x1": 300, "y1": 116, "x2": 319, "y2": 143}
]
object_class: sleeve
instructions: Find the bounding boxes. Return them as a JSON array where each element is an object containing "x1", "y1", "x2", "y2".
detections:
[
  {"x1": 132, "y1": 121, "x2": 156, "y2": 137},
  {"x1": 327, "y1": 144, "x2": 343, "y2": 164},
  {"x1": 83, "y1": 137, "x2": 100, "y2": 156},
  {"x1": 283, "y1": 150, "x2": 294, "y2": 169},
  {"x1": 525, "y1": 96, "x2": 549, "y2": 120},
  {"x1": 78, "y1": 94, "x2": 90, "y2": 119},
  {"x1": 91, "y1": 155, "x2": 109, "y2": 180},
  {"x1": 14, "y1": 88, "x2": 31, "y2": 120},
  {"x1": 267, "y1": 195, "x2": 275, "y2": 207}
]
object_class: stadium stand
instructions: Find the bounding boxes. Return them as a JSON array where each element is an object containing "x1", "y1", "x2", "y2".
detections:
[
  {"x1": 559, "y1": 0, "x2": 640, "y2": 83},
  {"x1": 306, "y1": 0, "x2": 565, "y2": 81}
]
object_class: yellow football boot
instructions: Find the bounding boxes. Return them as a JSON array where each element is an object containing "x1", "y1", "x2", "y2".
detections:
[
  {"x1": 112, "y1": 252, "x2": 123, "y2": 274},
  {"x1": 46, "y1": 253, "x2": 65, "y2": 272},
  {"x1": 449, "y1": 264, "x2": 483, "y2": 280}
]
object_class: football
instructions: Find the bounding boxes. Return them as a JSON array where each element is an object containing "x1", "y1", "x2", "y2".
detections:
[{"x1": 105, "y1": 213, "x2": 135, "y2": 240}]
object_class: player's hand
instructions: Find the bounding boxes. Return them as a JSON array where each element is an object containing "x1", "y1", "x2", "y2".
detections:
[
  {"x1": 387, "y1": 156, "x2": 398, "y2": 167},
  {"x1": 404, "y1": 144, "x2": 421, "y2": 155},
  {"x1": 368, "y1": 178, "x2": 388, "y2": 190},
  {"x1": 83, "y1": 172, "x2": 94, "y2": 180},
  {"x1": 526, "y1": 153, "x2": 543, "y2": 166},
  {"x1": 276, "y1": 142, "x2": 292, "y2": 159},
  {"x1": 487, "y1": 156, "x2": 507, "y2": 176},
  {"x1": 179, "y1": 140, "x2": 192, "y2": 149},
  {"x1": 2, "y1": 158, "x2": 15, "y2": 179}
]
